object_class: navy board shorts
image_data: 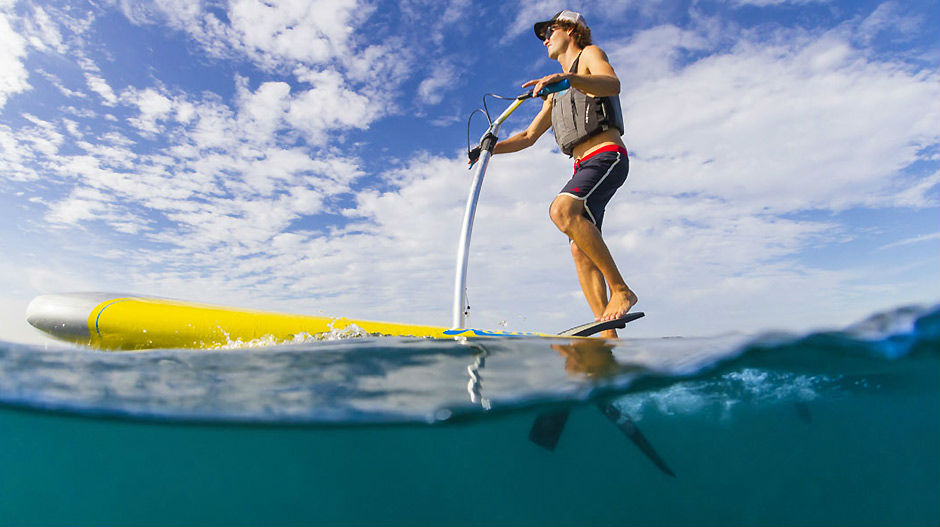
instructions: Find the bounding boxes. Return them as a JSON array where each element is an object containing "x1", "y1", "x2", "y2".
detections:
[{"x1": 558, "y1": 145, "x2": 629, "y2": 230}]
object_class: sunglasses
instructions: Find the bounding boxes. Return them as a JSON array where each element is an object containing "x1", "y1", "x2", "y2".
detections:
[{"x1": 542, "y1": 25, "x2": 560, "y2": 42}]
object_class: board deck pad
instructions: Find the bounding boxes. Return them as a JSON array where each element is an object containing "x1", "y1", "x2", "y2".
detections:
[{"x1": 558, "y1": 312, "x2": 645, "y2": 337}]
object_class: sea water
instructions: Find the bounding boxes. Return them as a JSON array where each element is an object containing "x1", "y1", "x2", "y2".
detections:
[{"x1": 0, "y1": 305, "x2": 937, "y2": 526}]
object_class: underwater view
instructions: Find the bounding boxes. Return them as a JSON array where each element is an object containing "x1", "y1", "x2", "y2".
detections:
[{"x1": 1, "y1": 304, "x2": 938, "y2": 526}]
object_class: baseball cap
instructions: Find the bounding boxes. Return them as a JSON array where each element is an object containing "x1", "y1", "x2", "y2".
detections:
[{"x1": 533, "y1": 10, "x2": 588, "y2": 41}]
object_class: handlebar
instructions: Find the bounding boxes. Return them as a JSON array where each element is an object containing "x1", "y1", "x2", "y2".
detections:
[{"x1": 519, "y1": 79, "x2": 570, "y2": 100}]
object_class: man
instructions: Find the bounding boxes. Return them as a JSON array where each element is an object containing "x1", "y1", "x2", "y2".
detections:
[{"x1": 492, "y1": 10, "x2": 637, "y2": 338}]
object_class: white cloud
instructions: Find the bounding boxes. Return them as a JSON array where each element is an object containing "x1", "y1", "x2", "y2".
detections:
[
  {"x1": 418, "y1": 62, "x2": 459, "y2": 106},
  {"x1": 879, "y1": 232, "x2": 940, "y2": 250},
  {"x1": 104, "y1": 0, "x2": 437, "y2": 128},
  {"x1": 19, "y1": 113, "x2": 65, "y2": 156},
  {"x1": 78, "y1": 58, "x2": 119, "y2": 105},
  {"x1": 45, "y1": 186, "x2": 112, "y2": 225},
  {"x1": 125, "y1": 0, "x2": 200, "y2": 28},
  {"x1": 617, "y1": 31, "x2": 939, "y2": 212},
  {"x1": 235, "y1": 78, "x2": 291, "y2": 140},
  {"x1": 343, "y1": 41, "x2": 411, "y2": 89},
  {"x1": 109, "y1": 0, "x2": 366, "y2": 70},
  {"x1": 607, "y1": 24, "x2": 715, "y2": 82},
  {"x1": 228, "y1": 0, "x2": 360, "y2": 67},
  {"x1": 855, "y1": 2, "x2": 924, "y2": 45},
  {"x1": 2, "y1": 73, "x2": 371, "y2": 295},
  {"x1": 287, "y1": 68, "x2": 378, "y2": 144},
  {"x1": 0, "y1": 125, "x2": 38, "y2": 181},
  {"x1": 0, "y1": 5, "x2": 31, "y2": 109},
  {"x1": 21, "y1": 5, "x2": 67, "y2": 53},
  {"x1": 85, "y1": 72, "x2": 118, "y2": 104},
  {"x1": 125, "y1": 87, "x2": 175, "y2": 133}
]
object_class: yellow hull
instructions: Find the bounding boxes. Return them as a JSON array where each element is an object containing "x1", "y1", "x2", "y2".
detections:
[{"x1": 27, "y1": 293, "x2": 564, "y2": 350}]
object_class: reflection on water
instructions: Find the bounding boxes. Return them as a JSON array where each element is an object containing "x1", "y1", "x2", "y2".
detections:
[
  {"x1": 0, "y1": 305, "x2": 936, "y2": 426},
  {"x1": 0, "y1": 305, "x2": 936, "y2": 525}
]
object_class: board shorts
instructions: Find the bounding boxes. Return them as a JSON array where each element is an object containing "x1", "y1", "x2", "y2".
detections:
[{"x1": 558, "y1": 145, "x2": 629, "y2": 230}]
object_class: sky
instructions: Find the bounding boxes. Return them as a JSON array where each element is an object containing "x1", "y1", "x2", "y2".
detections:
[{"x1": 0, "y1": 0, "x2": 938, "y2": 345}]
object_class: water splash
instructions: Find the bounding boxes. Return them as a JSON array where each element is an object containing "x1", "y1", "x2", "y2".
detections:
[{"x1": 0, "y1": 304, "x2": 936, "y2": 425}]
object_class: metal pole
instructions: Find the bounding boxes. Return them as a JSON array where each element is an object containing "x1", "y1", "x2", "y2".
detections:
[
  {"x1": 451, "y1": 98, "x2": 526, "y2": 329},
  {"x1": 451, "y1": 148, "x2": 491, "y2": 329}
]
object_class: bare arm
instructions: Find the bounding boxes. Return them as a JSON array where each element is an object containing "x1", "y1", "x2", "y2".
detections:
[
  {"x1": 523, "y1": 46, "x2": 620, "y2": 98},
  {"x1": 493, "y1": 97, "x2": 553, "y2": 154}
]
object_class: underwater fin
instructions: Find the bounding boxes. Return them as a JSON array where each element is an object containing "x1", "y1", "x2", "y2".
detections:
[
  {"x1": 598, "y1": 402, "x2": 677, "y2": 478},
  {"x1": 528, "y1": 408, "x2": 571, "y2": 451},
  {"x1": 528, "y1": 314, "x2": 647, "y2": 452}
]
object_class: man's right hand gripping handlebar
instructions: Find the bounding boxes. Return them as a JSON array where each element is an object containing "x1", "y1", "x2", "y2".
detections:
[{"x1": 521, "y1": 77, "x2": 570, "y2": 100}]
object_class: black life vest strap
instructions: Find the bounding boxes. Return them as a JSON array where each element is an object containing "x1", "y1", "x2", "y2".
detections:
[{"x1": 569, "y1": 51, "x2": 583, "y2": 74}]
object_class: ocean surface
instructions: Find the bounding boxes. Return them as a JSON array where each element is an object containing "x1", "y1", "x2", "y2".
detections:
[{"x1": 1, "y1": 304, "x2": 938, "y2": 526}]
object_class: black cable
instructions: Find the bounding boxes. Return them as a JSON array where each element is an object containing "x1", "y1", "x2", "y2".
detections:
[
  {"x1": 482, "y1": 92, "x2": 518, "y2": 126},
  {"x1": 466, "y1": 91, "x2": 522, "y2": 156},
  {"x1": 466, "y1": 108, "x2": 490, "y2": 155}
]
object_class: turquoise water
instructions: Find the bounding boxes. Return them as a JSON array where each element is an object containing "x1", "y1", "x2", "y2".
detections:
[{"x1": 1, "y1": 305, "x2": 938, "y2": 525}]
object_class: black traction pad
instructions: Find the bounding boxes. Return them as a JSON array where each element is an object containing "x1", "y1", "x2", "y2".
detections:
[{"x1": 558, "y1": 312, "x2": 645, "y2": 337}]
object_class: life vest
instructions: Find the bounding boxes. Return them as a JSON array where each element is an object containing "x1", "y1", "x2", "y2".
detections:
[{"x1": 551, "y1": 51, "x2": 625, "y2": 157}]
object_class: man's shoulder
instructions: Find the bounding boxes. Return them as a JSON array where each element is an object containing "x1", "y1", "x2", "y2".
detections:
[
  {"x1": 582, "y1": 45, "x2": 609, "y2": 58},
  {"x1": 578, "y1": 45, "x2": 613, "y2": 70}
]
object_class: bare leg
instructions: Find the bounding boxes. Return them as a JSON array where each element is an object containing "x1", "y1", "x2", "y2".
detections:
[
  {"x1": 571, "y1": 242, "x2": 618, "y2": 338},
  {"x1": 551, "y1": 195, "x2": 637, "y2": 323}
]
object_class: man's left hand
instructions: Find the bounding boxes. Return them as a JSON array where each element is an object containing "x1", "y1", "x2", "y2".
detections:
[{"x1": 468, "y1": 145, "x2": 481, "y2": 167}]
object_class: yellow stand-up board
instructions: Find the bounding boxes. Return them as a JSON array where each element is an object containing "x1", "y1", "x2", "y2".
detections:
[{"x1": 26, "y1": 293, "x2": 565, "y2": 350}]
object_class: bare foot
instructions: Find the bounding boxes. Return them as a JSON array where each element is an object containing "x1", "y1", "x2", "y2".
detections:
[{"x1": 598, "y1": 290, "x2": 638, "y2": 322}]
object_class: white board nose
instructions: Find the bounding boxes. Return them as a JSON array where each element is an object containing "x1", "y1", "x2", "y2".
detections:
[{"x1": 26, "y1": 293, "x2": 120, "y2": 339}]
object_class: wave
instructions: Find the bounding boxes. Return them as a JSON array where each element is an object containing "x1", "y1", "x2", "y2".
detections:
[{"x1": 0, "y1": 304, "x2": 936, "y2": 425}]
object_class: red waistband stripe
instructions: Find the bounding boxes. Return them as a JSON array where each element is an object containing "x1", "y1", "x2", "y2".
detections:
[{"x1": 574, "y1": 145, "x2": 628, "y2": 170}]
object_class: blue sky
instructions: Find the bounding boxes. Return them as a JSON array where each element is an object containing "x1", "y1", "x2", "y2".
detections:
[{"x1": 1, "y1": 0, "x2": 938, "y2": 344}]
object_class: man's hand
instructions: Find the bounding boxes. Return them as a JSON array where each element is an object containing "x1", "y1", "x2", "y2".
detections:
[
  {"x1": 522, "y1": 73, "x2": 569, "y2": 99},
  {"x1": 468, "y1": 145, "x2": 481, "y2": 167}
]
